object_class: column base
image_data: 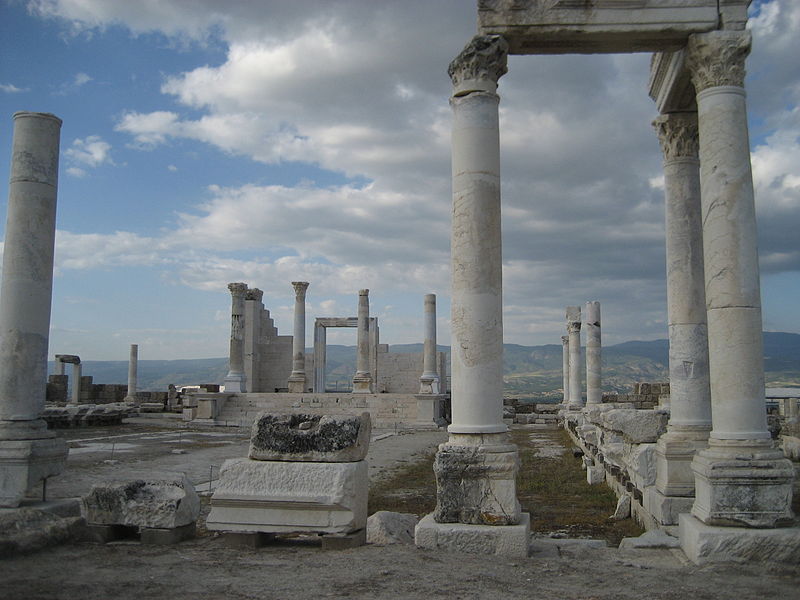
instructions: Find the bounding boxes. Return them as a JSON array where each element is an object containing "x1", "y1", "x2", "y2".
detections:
[
  {"x1": 415, "y1": 512, "x2": 530, "y2": 558},
  {"x1": 414, "y1": 394, "x2": 444, "y2": 429},
  {"x1": 691, "y1": 439, "x2": 795, "y2": 527},
  {"x1": 287, "y1": 374, "x2": 307, "y2": 394},
  {"x1": 418, "y1": 375, "x2": 440, "y2": 395},
  {"x1": 655, "y1": 428, "x2": 710, "y2": 497},
  {"x1": 0, "y1": 434, "x2": 68, "y2": 508},
  {"x1": 643, "y1": 486, "x2": 695, "y2": 526},
  {"x1": 679, "y1": 513, "x2": 800, "y2": 565},
  {"x1": 433, "y1": 432, "x2": 521, "y2": 525},
  {"x1": 223, "y1": 373, "x2": 246, "y2": 394},
  {"x1": 351, "y1": 375, "x2": 373, "y2": 394}
]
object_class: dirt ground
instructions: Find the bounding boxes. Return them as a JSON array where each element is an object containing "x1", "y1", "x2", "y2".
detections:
[{"x1": 3, "y1": 419, "x2": 800, "y2": 599}]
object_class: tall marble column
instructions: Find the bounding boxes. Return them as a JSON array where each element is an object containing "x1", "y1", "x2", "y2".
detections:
[
  {"x1": 430, "y1": 35, "x2": 522, "y2": 529},
  {"x1": 585, "y1": 301, "x2": 602, "y2": 405},
  {"x1": 561, "y1": 335, "x2": 570, "y2": 405},
  {"x1": 566, "y1": 306, "x2": 583, "y2": 410},
  {"x1": 126, "y1": 344, "x2": 138, "y2": 401},
  {"x1": 0, "y1": 112, "x2": 67, "y2": 507},
  {"x1": 419, "y1": 293, "x2": 440, "y2": 394},
  {"x1": 313, "y1": 321, "x2": 326, "y2": 393},
  {"x1": 71, "y1": 362, "x2": 82, "y2": 404},
  {"x1": 55, "y1": 357, "x2": 65, "y2": 376},
  {"x1": 685, "y1": 30, "x2": 793, "y2": 527},
  {"x1": 287, "y1": 281, "x2": 309, "y2": 393},
  {"x1": 352, "y1": 289, "x2": 373, "y2": 393},
  {"x1": 652, "y1": 112, "x2": 712, "y2": 505},
  {"x1": 223, "y1": 282, "x2": 248, "y2": 393}
]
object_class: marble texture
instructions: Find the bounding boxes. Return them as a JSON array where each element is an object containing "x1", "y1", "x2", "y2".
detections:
[{"x1": 585, "y1": 301, "x2": 601, "y2": 405}]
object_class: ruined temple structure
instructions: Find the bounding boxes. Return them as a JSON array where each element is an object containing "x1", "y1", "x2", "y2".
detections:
[
  {"x1": 187, "y1": 283, "x2": 448, "y2": 430},
  {"x1": 416, "y1": 1, "x2": 798, "y2": 564}
]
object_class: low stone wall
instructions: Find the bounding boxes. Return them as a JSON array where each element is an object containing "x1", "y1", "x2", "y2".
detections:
[
  {"x1": 600, "y1": 382, "x2": 670, "y2": 410},
  {"x1": 42, "y1": 404, "x2": 131, "y2": 428},
  {"x1": 198, "y1": 392, "x2": 448, "y2": 430}
]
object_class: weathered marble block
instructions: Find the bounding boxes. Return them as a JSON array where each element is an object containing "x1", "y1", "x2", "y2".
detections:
[
  {"x1": 206, "y1": 458, "x2": 367, "y2": 535},
  {"x1": 601, "y1": 409, "x2": 668, "y2": 443},
  {"x1": 249, "y1": 412, "x2": 371, "y2": 462},
  {"x1": 81, "y1": 473, "x2": 200, "y2": 529}
]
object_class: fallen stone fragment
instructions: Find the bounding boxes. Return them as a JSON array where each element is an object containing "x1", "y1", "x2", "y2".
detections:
[
  {"x1": 367, "y1": 511, "x2": 418, "y2": 545},
  {"x1": 619, "y1": 529, "x2": 681, "y2": 549},
  {"x1": 610, "y1": 494, "x2": 631, "y2": 521},
  {"x1": 81, "y1": 473, "x2": 200, "y2": 529},
  {"x1": 248, "y1": 412, "x2": 371, "y2": 462},
  {"x1": 0, "y1": 508, "x2": 85, "y2": 558}
]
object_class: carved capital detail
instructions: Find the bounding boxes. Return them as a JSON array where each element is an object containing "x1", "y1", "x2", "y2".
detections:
[
  {"x1": 228, "y1": 282, "x2": 248, "y2": 298},
  {"x1": 448, "y1": 35, "x2": 508, "y2": 93},
  {"x1": 561, "y1": 335, "x2": 569, "y2": 346},
  {"x1": 653, "y1": 113, "x2": 699, "y2": 162},
  {"x1": 291, "y1": 281, "x2": 309, "y2": 299},
  {"x1": 567, "y1": 322, "x2": 581, "y2": 334},
  {"x1": 686, "y1": 30, "x2": 750, "y2": 93},
  {"x1": 245, "y1": 288, "x2": 263, "y2": 302}
]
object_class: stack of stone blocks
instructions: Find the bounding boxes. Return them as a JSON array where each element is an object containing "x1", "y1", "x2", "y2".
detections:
[
  {"x1": 81, "y1": 473, "x2": 200, "y2": 545},
  {"x1": 206, "y1": 412, "x2": 370, "y2": 549}
]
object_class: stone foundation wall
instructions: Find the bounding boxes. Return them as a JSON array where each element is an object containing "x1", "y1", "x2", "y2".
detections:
[
  {"x1": 211, "y1": 392, "x2": 441, "y2": 430},
  {"x1": 601, "y1": 382, "x2": 670, "y2": 409}
]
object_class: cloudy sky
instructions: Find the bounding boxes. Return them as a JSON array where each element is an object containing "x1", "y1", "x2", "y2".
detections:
[{"x1": 0, "y1": 0, "x2": 798, "y2": 361}]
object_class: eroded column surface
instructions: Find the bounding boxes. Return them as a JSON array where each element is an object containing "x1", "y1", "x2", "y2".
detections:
[
  {"x1": 561, "y1": 335, "x2": 570, "y2": 405},
  {"x1": 352, "y1": 289, "x2": 373, "y2": 393},
  {"x1": 652, "y1": 112, "x2": 712, "y2": 503},
  {"x1": 126, "y1": 344, "x2": 138, "y2": 400},
  {"x1": 685, "y1": 30, "x2": 793, "y2": 527},
  {"x1": 223, "y1": 282, "x2": 248, "y2": 393},
  {"x1": 566, "y1": 306, "x2": 583, "y2": 410},
  {"x1": 585, "y1": 301, "x2": 601, "y2": 405},
  {"x1": 432, "y1": 35, "x2": 521, "y2": 528},
  {"x1": 0, "y1": 112, "x2": 67, "y2": 507},
  {"x1": 288, "y1": 281, "x2": 309, "y2": 393},
  {"x1": 419, "y1": 293, "x2": 440, "y2": 394}
]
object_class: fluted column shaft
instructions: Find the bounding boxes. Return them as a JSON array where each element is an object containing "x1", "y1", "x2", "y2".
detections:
[
  {"x1": 224, "y1": 282, "x2": 248, "y2": 393},
  {"x1": 352, "y1": 289, "x2": 373, "y2": 393},
  {"x1": 288, "y1": 282, "x2": 309, "y2": 393}
]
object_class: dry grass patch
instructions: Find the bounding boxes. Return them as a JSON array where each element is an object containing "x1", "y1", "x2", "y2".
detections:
[
  {"x1": 368, "y1": 453, "x2": 438, "y2": 517},
  {"x1": 512, "y1": 427, "x2": 643, "y2": 545}
]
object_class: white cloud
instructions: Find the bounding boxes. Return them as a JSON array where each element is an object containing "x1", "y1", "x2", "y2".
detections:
[
  {"x1": 64, "y1": 135, "x2": 113, "y2": 176},
  {"x1": 0, "y1": 83, "x2": 28, "y2": 93},
  {"x1": 21, "y1": 0, "x2": 800, "y2": 350}
]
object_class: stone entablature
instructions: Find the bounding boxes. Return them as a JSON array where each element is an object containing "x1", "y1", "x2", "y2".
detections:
[{"x1": 477, "y1": 0, "x2": 747, "y2": 54}]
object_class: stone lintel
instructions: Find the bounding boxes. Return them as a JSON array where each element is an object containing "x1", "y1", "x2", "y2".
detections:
[
  {"x1": 477, "y1": 0, "x2": 738, "y2": 55},
  {"x1": 649, "y1": 50, "x2": 696, "y2": 114},
  {"x1": 679, "y1": 513, "x2": 800, "y2": 565},
  {"x1": 415, "y1": 512, "x2": 530, "y2": 558}
]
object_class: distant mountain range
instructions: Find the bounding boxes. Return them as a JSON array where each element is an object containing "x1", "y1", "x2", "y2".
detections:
[{"x1": 51, "y1": 332, "x2": 800, "y2": 397}]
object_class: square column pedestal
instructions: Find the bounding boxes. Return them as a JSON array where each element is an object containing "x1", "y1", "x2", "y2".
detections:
[
  {"x1": 415, "y1": 433, "x2": 530, "y2": 558},
  {"x1": 0, "y1": 429, "x2": 67, "y2": 507}
]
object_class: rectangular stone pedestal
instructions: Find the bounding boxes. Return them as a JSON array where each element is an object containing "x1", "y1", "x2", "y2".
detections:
[
  {"x1": 414, "y1": 512, "x2": 530, "y2": 558},
  {"x1": 206, "y1": 458, "x2": 367, "y2": 535},
  {"x1": 643, "y1": 486, "x2": 694, "y2": 526},
  {"x1": 0, "y1": 437, "x2": 68, "y2": 507},
  {"x1": 679, "y1": 513, "x2": 800, "y2": 565}
]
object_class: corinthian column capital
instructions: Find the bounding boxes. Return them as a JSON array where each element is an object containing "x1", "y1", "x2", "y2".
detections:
[
  {"x1": 653, "y1": 112, "x2": 699, "y2": 162},
  {"x1": 291, "y1": 281, "x2": 309, "y2": 299},
  {"x1": 686, "y1": 30, "x2": 751, "y2": 93},
  {"x1": 227, "y1": 282, "x2": 248, "y2": 298},
  {"x1": 448, "y1": 35, "x2": 509, "y2": 95}
]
